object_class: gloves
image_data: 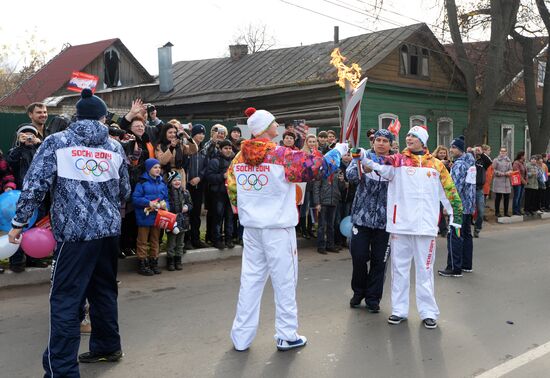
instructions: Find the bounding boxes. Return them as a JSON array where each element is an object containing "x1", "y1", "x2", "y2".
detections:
[
  {"x1": 350, "y1": 147, "x2": 366, "y2": 160},
  {"x1": 334, "y1": 142, "x2": 349, "y2": 156},
  {"x1": 449, "y1": 222, "x2": 461, "y2": 238}
]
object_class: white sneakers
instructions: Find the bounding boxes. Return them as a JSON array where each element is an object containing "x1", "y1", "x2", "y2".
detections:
[{"x1": 276, "y1": 335, "x2": 308, "y2": 351}]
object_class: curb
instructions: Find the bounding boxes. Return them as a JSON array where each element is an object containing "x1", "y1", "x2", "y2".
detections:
[{"x1": 0, "y1": 245, "x2": 244, "y2": 289}]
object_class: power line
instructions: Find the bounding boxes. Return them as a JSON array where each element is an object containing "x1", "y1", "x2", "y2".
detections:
[{"x1": 281, "y1": 0, "x2": 532, "y2": 79}]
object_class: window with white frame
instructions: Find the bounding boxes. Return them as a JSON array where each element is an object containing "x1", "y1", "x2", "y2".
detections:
[
  {"x1": 437, "y1": 117, "x2": 453, "y2": 147},
  {"x1": 501, "y1": 124, "x2": 514, "y2": 159},
  {"x1": 410, "y1": 115, "x2": 427, "y2": 128},
  {"x1": 538, "y1": 61, "x2": 546, "y2": 87},
  {"x1": 378, "y1": 113, "x2": 398, "y2": 129},
  {"x1": 525, "y1": 126, "x2": 531, "y2": 158}
]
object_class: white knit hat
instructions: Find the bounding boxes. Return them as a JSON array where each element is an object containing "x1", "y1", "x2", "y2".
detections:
[
  {"x1": 245, "y1": 107, "x2": 275, "y2": 137},
  {"x1": 407, "y1": 125, "x2": 429, "y2": 146}
]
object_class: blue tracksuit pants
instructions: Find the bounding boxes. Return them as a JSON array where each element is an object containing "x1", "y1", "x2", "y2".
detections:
[{"x1": 43, "y1": 237, "x2": 121, "y2": 378}]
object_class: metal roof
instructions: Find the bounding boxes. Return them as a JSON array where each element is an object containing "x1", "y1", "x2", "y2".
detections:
[{"x1": 153, "y1": 23, "x2": 428, "y2": 106}]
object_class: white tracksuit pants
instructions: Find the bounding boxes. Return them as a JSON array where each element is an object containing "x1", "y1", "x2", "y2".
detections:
[
  {"x1": 231, "y1": 227, "x2": 299, "y2": 350},
  {"x1": 390, "y1": 234, "x2": 440, "y2": 320}
]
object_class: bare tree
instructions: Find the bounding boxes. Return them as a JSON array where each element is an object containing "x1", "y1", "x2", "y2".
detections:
[
  {"x1": 445, "y1": 0, "x2": 521, "y2": 144},
  {"x1": 0, "y1": 32, "x2": 52, "y2": 98},
  {"x1": 511, "y1": 0, "x2": 550, "y2": 154},
  {"x1": 233, "y1": 23, "x2": 276, "y2": 53}
]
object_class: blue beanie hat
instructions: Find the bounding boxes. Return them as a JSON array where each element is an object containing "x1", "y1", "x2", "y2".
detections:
[
  {"x1": 191, "y1": 124, "x2": 206, "y2": 137},
  {"x1": 145, "y1": 158, "x2": 160, "y2": 173},
  {"x1": 451, "y1": 135, "x2": 465, "y2": 152},
  {"x1": 374, "y1": 128, "x2": 395, "y2": 144},
  {"x1": 76, "y1": 88, "x2": 108, "y2": 120}
]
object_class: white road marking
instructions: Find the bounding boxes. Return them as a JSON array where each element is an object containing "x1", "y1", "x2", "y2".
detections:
[{"x1": 476, "y1": 340, "x2": 550, "y2": 377}]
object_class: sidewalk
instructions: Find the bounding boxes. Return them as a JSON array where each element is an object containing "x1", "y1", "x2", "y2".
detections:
[
  {"x1": 1, "y1": 197, "x2": 548, "y2": 289},
  {"x1": 0, "y1": 236, "x2": 320, "y2": 289}
]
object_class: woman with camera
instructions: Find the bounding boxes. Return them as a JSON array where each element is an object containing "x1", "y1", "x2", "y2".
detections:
[{"x1": 155, "y1": 121, "x2": 198, "y2": 182}]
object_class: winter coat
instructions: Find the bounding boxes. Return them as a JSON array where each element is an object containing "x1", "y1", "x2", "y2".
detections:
[
  {"x1": 512, "y1": 160, "x2": 527, "y2": 185},
  {"x1": 132, "y1": 172, "x2": 170, "y2": 227},
  {"x1": 206, "y1": 154, "x2": 233, "y2": 193},
  {"x1": 155, "y1": 139, "x2": 198, "y2": 174},
  {"x1": 340, "y1": 161, "x2": 357, "y2": 205},
  {"x1": 525, "y1": 162, "x2": 540, "y2": 189},
  {"x1": 475, "y1": 153, "x2": 492, "y2": 189},
  {"x1": 492, "y1": 155, "x2": 513, "y2": 194},
  {"x1": 347, "y1": 152, "x2": 389, "y2": 229},
  {"x1": 169, "y1": 186, "x2": 193, "y2": 232},
  {"x1": 0, "y1": 155, "x2": 16, "y2": 192},
  {"x1": 313, "y1": 170, "x2": 344, "y2": 206},
  {"x1": 7, "y1": 144, "x2": 39, "y2": 189},
  {"x1": 365, "y1": 148, "x2": 463, "y2": 237},
  {"x1": 450, "y1": 152, "x2": 476, "y2": 214},
  {"x1": 122, "y1": 132, "x2": 155, "y2": 189},
  {"x1": 184, "y1": 146, "x2": 207, "y2": 190},
  {"x1": 226, "y1": 139, "x2": 341, "y2": 229},
  {"x1": 13, "y1": 119, "x2": 131, "y2": 242}
]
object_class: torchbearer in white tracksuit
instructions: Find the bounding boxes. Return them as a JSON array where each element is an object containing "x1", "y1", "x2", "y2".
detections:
[
  {"x1": 226, "y1": 107, "x2": 347, "y2": 351},
  {"x1": 361, "y1": 126, "x2": 463, "y2": 329}
]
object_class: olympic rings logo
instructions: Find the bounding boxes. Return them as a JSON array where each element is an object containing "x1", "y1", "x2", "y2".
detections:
[
  {"x1": 75, "y1": 158, "x2": 110, "y2": 176},
  {"x1": 237, "y1": 173, "x2": 269, "y2": 191}
]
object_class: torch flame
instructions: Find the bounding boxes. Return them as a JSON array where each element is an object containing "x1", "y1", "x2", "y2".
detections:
[{"x1": 330, "y1": 48, "x2": 362, "y2": 89}]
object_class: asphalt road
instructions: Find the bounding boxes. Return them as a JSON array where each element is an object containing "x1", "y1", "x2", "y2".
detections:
[{"x1": 1, "y1": 220, "x2": 550, "y2": 378}]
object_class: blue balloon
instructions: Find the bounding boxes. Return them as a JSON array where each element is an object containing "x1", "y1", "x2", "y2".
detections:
[
  {"x1": 0, "y1": 190, "x2": 38, "y2": 232},
  {"x1": 339, "y1": 216, "x2": 353, "y2": 238}
]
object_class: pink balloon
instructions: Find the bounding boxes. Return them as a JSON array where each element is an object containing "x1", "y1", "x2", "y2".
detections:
[{"x1": 21, "y1": 228, "x2": 56, "y2": 258}]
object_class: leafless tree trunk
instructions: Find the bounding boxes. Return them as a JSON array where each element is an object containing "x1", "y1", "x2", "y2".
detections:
[
  {"x1": 446, "y1": 0, "x2": 520, "y2": 145},
  {"x1": 511, "y1": 0, "x2": 550, "y2": 154}
]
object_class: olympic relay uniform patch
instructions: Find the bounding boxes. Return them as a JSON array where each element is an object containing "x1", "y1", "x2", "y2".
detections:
[
  {"x1": 57, "y1": 147, "x2": 122, "y2": 182},
  {"x1": 233, "y1": 163, "x2": 298, "y2": 228},
  {"x1": 234, "y1": 164, "x2": 270, "y2": 191}
]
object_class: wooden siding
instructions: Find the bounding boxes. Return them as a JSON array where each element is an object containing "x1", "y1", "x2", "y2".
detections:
[
  {"x1": 51, "y1": 46, "x2": 151, "y2": 98},
  {"x1": 358, "y1": 82, "x2": 469, "y2": 150},
  {"x1": 367, "y1": 47, "x2": 461, "y2": 92}
]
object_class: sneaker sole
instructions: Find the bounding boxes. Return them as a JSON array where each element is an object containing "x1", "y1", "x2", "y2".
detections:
[
  {"x1": 388, "y1": 317, "x2": 407, "y2": 325},
  {"x1": 438, "y1": 272, "x2": 463, "y2": 277},
  {"x1": 366, "y1": 307, "x2": 380, "y2": 313},
  {"x1": 423, "y1": 322, "x2": 438, "y2": 329},
  {"x1": 276, "y1": 341, "x2": 307, "y2": 351},
  {"x1": 79, "y1": 354, "x2": 123, "y2": 363}
]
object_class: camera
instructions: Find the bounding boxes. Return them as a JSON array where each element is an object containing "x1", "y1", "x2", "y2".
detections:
[
  {"x1": 105, "y1": 111, "x2": 120, "y2": 126},
  {"x1": 108, "y1": 126, "x2": 126, "y2": 139},
  {"x1": 146, "y1": 104, "x2": 156, "y2": 115},
  {"x1": 26, "y1": 136, "x2": 34, "y2": 142}
]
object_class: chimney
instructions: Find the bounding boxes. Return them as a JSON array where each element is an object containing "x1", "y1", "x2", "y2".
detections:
[
  {"x1": 229, "y1": 44, "x2": 248, "y2": 61},
  {"x1": 158, "y1": 42, "x2": 174, "y2": 93},
  {"x1": 334, "y1": 26, "x2": 339, "y2": 45}
]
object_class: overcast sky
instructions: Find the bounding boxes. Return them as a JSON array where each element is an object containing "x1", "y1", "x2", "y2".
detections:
[{"x1": 1, "y1": 0, "x2": 447, "y2": 75}]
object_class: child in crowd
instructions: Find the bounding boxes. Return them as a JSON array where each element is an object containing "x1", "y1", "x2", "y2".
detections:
[
  {"x1": 166, "y1": 170, "x2": 192, "y2": 271},
  {"x1": 313, "y1": 167, "x2": 345, "y2": 254},
  {"x1": 317, "y1": 131, "x2": 329, "y2": 153},
  {"x1": 132, "y1": 158, "x2": 170, "y2": 276},
  {"x1": 205, "y1": 139, "x2": 235, "y2": 250}
]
